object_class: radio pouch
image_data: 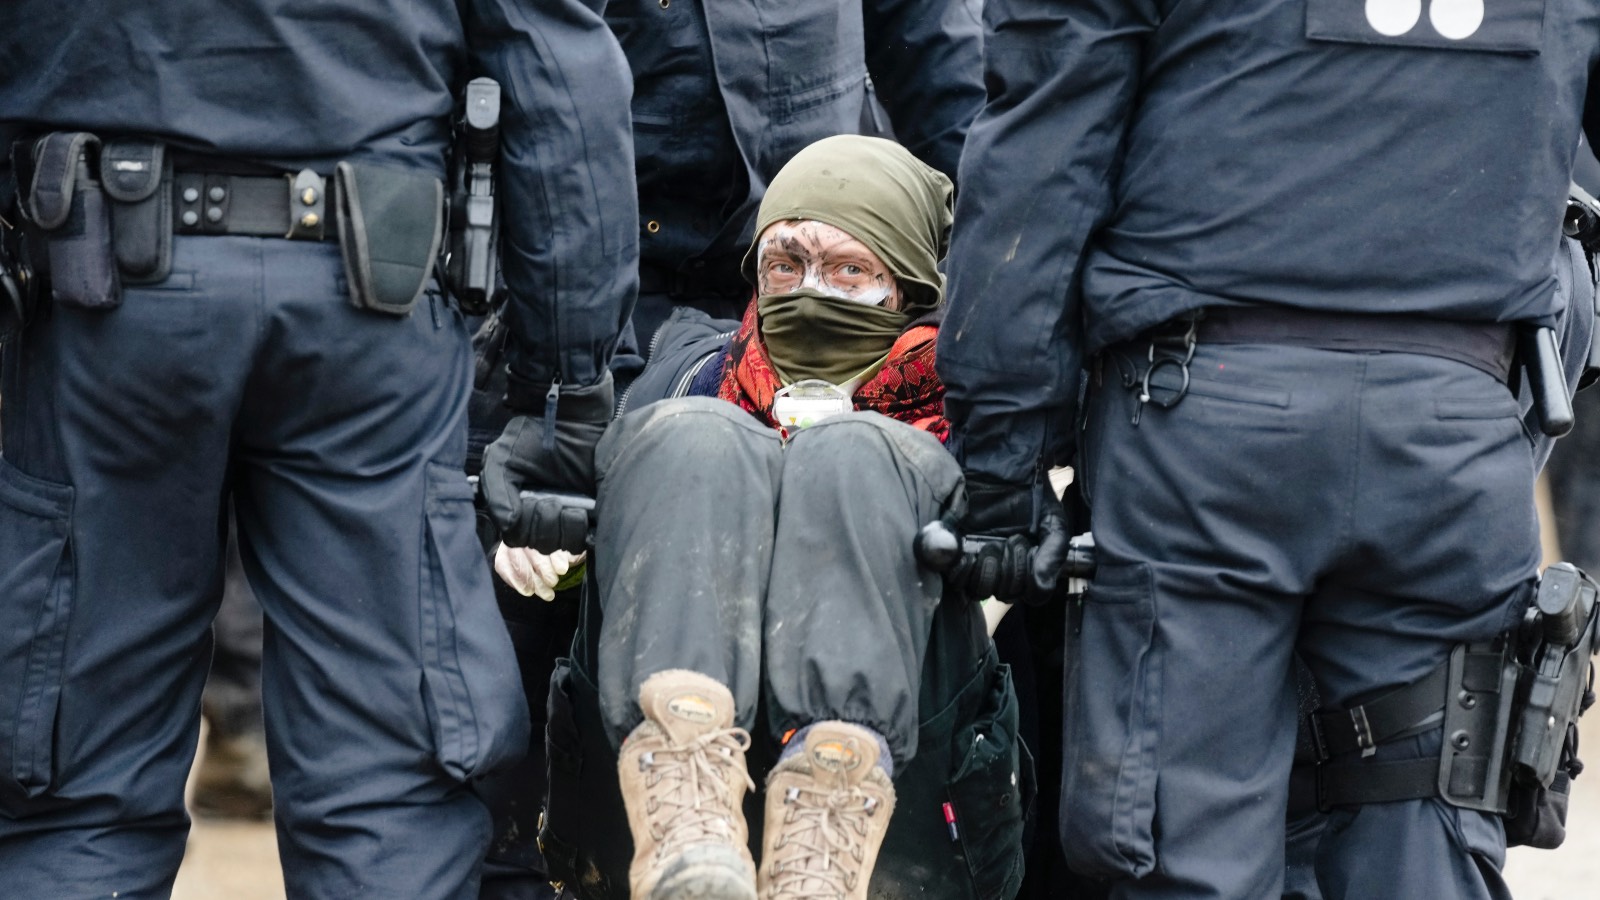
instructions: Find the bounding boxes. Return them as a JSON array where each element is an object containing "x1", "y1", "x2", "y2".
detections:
[
  {"x1": 100, "y1": 139, "x2": 171, "y2": 284},
  {"x1": 334, "y1": 161, "x2": 443, "y2": 317},
  {"x1": 27, "y1": 132, "x2": 121, "y2": 311}
]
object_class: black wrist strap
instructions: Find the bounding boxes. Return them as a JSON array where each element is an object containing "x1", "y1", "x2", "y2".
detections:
[{"x1": 505, "y1": 369, "x2": 614, "y2": 420}]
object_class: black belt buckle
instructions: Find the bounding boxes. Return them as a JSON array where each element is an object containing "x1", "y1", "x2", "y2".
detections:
[{"x1": 285, "y1": 169, "x2": 326, "y2": 240}]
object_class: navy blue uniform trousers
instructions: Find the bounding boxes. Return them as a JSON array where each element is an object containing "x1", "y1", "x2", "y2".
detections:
[
  {"x1": 1066, "y1": 342, "x2": 1538, "y2": 900},
  {"x1": 0, "y1": 235, "x2": 528, "y2": 898}
]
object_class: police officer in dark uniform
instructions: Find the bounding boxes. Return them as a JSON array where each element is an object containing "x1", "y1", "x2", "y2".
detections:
[
  {"x1": 605, "y1": 0, "x2": 985, "y2": 352},
  {"x1": 939, "y1": 2, "x2": 1599, "y2": 897},
  {"x1": 0, "y1": 2, "x2": 636, "y2": 897}
]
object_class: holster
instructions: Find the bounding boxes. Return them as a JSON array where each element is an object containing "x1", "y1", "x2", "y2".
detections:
[
  {"x1": 1312, "y1": 564, "x2": 1600, "y2": 851},
  {"x1": 334, "y1": 161, "x2": 443, "y2": 317},
  {"x1": 22, "y1": 132, "x2": 120, "y2": 311}
]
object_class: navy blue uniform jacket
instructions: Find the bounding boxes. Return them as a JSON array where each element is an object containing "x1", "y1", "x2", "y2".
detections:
[
  {"x1": 0, "y1": 0, "x2": 638, "y2": 391},
  {"x1": 940, "y1": 0, "x2": 1600, "y2": 484},
  {"x1": 608, "y1": 0, "x2": 984, "y2": 274}
]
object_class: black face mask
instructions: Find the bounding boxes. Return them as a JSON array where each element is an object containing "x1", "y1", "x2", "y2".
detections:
[{"x1": 756, "y1": 289, "x2": 909, "y2": 385}]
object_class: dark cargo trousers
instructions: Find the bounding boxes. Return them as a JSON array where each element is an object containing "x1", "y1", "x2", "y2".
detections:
[
  {"x1": 1270, "y1": 236, "x2": 1597, "y2": 900},
  {"x1": 545, "y1": 398, "x2": 1033, "y2": 900},
  {"x1": 1067, "y1": 341, "x2": 1538, "y2": 900},
  {"x1": 0, "y1": 235, "x2": 529, "y2": 898},
  {"x1": 591, "y1": 397, "x2": 964, "y2": 764}
]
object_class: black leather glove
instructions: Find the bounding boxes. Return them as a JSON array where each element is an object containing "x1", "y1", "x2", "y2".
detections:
[
  {"x1": 947, "y1": 473, "x2": 1072, "y2": 604},
  {"x1": 479, "y1": 372, "x2": 613, "y2": 554}
]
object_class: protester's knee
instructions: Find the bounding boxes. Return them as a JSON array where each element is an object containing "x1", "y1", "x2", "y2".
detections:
[
  {"x1": 598, "y1": 396, "x2": 775, "y2": 481},
  {"x1": 790, "y1": 413, "x2": 961, "y2": 503}
]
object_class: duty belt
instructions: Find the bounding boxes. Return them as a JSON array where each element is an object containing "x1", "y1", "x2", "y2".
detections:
[
  {"x1": 1188, "y1": 306, "x2": 1517, "y2": 383},
  {"x1": 1125, "y1": 305, "x2": 1518, "y2": 425},
  {"x1": 173, "y1": 169, "x2": 337, "y2": 241}
]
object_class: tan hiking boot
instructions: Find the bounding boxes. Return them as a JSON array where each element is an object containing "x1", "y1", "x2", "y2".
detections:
[
  {"x1": 619, "y1": 670, "x2": 758, "y2": 900},
  {"x1": 759, "y1": 722, "x2": 896, "y2": 900}
]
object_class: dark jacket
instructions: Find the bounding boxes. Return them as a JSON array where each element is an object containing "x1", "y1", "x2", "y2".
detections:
[
  {"x1": 940, "y1": 0, "x2": 1600, "y2": 484},
  {"x1": 614, "y1": 307, "x2": 741, "y2": 419},
  {"x1": 609, "y1": 0, "x2": 984, "y2": 279},
  {"x1": 0, "y1": 0, "x2": 637, "y2": 391}
]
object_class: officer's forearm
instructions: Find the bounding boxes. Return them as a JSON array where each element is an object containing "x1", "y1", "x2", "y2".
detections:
[{"x1": 464, "y1": 0, "x2": 639, "y2": 391}]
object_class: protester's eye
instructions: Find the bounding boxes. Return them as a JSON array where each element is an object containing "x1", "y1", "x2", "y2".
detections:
[
  {"x1": 760, "y1": 260, "x2": 803, "y2": 294},
  {"x1": 831, "y1": 262, "x2": 878, "y2": 291}
]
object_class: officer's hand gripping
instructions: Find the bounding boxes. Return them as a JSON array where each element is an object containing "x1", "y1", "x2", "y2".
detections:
[
  {"x1": 916, "y1": 474, "x2": 1079, "y2": 604},
  {"x1": 479, "y1": 372, "x2": 613, "y2": 554}
]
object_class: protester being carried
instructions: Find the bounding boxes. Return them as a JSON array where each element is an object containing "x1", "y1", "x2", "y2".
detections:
[{"x1": 501, "y1": 134, "x2": 1031, "y2": 900}]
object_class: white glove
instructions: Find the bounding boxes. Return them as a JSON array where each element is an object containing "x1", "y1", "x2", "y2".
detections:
[{"x1": 493, "y1": 543, "x2": 585, "y2": 601}]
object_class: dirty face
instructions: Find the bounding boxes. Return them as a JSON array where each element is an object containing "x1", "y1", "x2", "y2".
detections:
[{"x1": 754, "y1": 219, "x2": 902, "y2": 311}]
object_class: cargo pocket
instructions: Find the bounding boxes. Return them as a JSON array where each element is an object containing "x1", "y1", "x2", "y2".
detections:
[
  {"x1": 0, "y1": 458, "x2": 75, "y2": 800},
  {"x1": 1061, "y1": 560, "x2": 1160, "y2": 879},
  {"x1": 946, "y1": 663, "x2": 1032, "y2": 900},
  {"x1": 873, "y1": 661, "x2": 969, "y2": 900},
  {"x1": 419, "y1": 460, "x2": 520, "y2": 780}
]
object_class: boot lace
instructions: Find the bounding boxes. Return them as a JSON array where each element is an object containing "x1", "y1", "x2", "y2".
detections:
[
  {"x1": 639, "y1": 726, "x2": 756, "y2": 859},
  {"x1": 766, "y1": 782, "x2": 883, "y2": 899}
]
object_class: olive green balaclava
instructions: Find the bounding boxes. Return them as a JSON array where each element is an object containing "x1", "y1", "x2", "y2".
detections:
[{"x1": 742, "y1": 135, "x2": 954, "y2": 385}]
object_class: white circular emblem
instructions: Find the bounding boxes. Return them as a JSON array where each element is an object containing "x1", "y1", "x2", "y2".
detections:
[
  {"x1": 1365, "y1": 0, "x2": 1423, "y2": 36},
  {"x1": 1429, "y1": 0, "x2": 1485, "y2": 39}
]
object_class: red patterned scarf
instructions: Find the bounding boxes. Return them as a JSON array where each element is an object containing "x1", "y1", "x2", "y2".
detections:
[{"x1": 716, "y1": 300, "x2": 948, "y2": 442}]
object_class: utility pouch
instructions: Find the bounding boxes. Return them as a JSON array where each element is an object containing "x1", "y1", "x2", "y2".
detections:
[
  {"x1": 99, "y1": 139, "x2": 171, "y2": 284},
  {"x1": 25, "y1": 132, "x2": 120, "y2": 311},
  {"x1": 334, "y1": 161, "x2": 443, "y2": 317}
]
